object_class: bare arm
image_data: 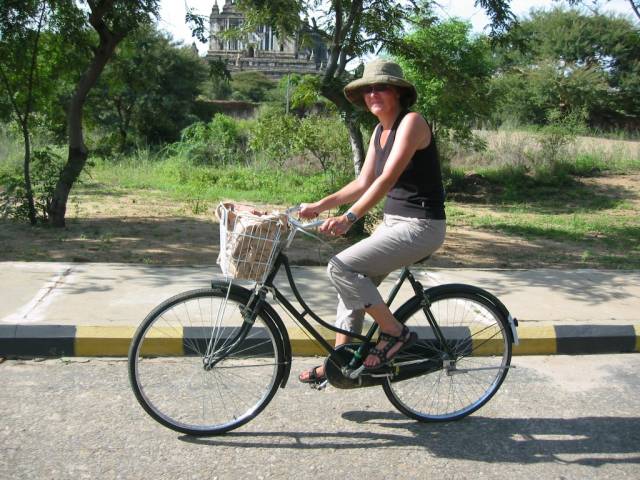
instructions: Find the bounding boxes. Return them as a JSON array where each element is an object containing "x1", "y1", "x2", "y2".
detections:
[
  {"x1": 321, "y1": 113, "x2": 430, "y2": 234},
  {"x1": 299, "y1": 127, "x2": 379, "y2": 217}
]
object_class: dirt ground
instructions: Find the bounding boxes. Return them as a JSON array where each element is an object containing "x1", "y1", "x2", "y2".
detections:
[{"x1": 1, "y1": 174, "x2": 638, "y2": 269}]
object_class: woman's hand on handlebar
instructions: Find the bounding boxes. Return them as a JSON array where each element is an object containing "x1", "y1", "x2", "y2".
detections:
[
  {"x1": 299, "y1": 202, "x2": 322, "y2": 219},
  {"x1": 319, "y1": 214, "x2": 351, "y2": 237}
]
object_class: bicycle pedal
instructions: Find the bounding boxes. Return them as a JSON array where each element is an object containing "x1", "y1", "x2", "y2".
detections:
[{"x1": 310, "y1": 379, "x2": 328, "y2": 391}]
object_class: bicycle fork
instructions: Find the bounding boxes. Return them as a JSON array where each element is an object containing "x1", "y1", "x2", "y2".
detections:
[{"x1": 203, "y1": 287, "x2": 267, "y2": 370}]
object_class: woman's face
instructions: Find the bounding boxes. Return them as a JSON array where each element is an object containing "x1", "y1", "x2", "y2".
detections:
[{"x1": 362, "y1": 84, "x2": 400, "y2": 115}]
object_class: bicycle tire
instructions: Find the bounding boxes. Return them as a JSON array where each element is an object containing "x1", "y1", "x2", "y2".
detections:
[
  {"x1": 128, "y1": 285, "x2": 286, "y2": 435},
  {"x1": 383, "y1": 285, "x2": 513, "y2": 422}
]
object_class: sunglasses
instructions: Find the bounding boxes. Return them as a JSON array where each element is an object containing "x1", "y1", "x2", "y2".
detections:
[{"x1": 361, "y1": 84, "x2": 392, "y2": 95}]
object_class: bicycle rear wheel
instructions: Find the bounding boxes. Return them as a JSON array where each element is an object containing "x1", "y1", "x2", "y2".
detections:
[
  {"x1": 128, "y1": 285, "x2": 286, "y2": 435},
  {"x1": 384, "y1": 286, "x2": 513, "y2": 422}
]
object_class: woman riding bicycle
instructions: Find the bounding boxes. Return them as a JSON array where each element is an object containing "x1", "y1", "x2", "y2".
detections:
[{"x1": 298, "y1": 59, "x2": 446, "y2": 384}]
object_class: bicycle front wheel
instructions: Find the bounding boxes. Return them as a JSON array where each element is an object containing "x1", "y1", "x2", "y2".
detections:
[
  {"x1": 384, "y1": 286, "x2": 513, "y2": 422},
  {"x1": 128, "y1": 285, "x2": 286, "y2": 435}
]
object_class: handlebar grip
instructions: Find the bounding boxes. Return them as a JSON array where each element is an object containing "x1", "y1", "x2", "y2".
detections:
[{"x1": 286, "y1": 205, "x2": 323, "y2": 230}]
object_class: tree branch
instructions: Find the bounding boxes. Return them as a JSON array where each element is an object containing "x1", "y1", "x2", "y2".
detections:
[
  {"x1": 628, "y1": 0, "x2": 640, "y2": 20},
  {"x1": 0, "y1": 65, "x2": 25, "y2": 127},
  {"x1": 336, "y1": 0, "x2": 363, "y2": 77},
  {"x1": 323, "y1": 0, "x2": 343, "y2": 81},
  {"x1": 340, "y1": 0, "x2": 362, "y2": 44},
  {"x1": 25, "y1": 1, "x2": 47, "y2": 128}
]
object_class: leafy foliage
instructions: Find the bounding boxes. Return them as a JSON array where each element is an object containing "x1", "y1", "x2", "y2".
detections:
[
  {"x1": 392, "y1": 17, "x2": 495, "y2": 148},
  {"x1": 537, "y1": 109, "x2": 588, "y2": 164},
  {"x1": 0, "y1": 146, "x2": 65, "y2": 222},
  {"x1": 490, "y1": 7, "x2": 640, "y2": 130},
  {"x1": 169, "y1": 114, "x2": 247, "y2": 166},
  {"x1": 296, "y1": 114, "x2": 353, "y2": 187},
  {"x1": 248, "y1": 105, "x2": 300, "y2": 166},
  {"x1": 89, "y1": 24, "x2": 207, "y2": 149},
  {"x1": 230, "y1": 71, "x2": 278, "y2": 102}
]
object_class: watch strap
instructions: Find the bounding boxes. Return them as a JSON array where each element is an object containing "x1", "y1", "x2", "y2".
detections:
[{"x1": 345, "y1": 211, "x2": 358, "y2": 223}]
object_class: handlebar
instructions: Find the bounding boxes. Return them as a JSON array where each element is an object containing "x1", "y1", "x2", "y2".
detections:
[{"x1": 285, "y1": 205, "x2": 324, "y2": 231}]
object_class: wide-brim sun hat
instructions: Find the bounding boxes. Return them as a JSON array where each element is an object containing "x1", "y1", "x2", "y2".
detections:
[{"x1": 343, "y1": 59, "x2": 417, "y2": 109}]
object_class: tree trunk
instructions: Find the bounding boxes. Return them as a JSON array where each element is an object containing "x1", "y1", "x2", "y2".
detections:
[
  {"x1": 319, "y1": 84, "x2": 365, "y2": 177},
  {"x1": 344, "y1": 114, "x2": 365, "y2": 235},
  {"x1": 22, "y1": 123, "x2": 37, "y2": 225},
  {"x1": 48, "y1": 27, "x2": 122, "y2": 227},
  {"x1": 344, "y1": 113, "x2": 365, "y2": 176}
]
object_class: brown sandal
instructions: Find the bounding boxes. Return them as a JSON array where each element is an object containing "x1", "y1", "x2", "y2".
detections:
[
  {"x1": 365, "y1": 325, "x2": 418, "y2": 369},
  {"x1": 298, "y1": 365, "x2": 326, "y2": 384}
]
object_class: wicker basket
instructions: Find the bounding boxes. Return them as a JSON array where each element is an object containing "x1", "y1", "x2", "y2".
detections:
[{"x1": 216, "y1": 203, "x2": 290, "y2": 282}]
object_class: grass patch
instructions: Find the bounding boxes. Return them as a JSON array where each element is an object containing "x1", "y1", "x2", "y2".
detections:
[
  {"x1": 447, "y1": 200, "x2": 640, "y2": 268},
  {"x1": 447, "y1": 160, "x2": 636, "y2": 213},
  {"x1": 86, "y1": 156, "x2": 343, "y2": 207}
]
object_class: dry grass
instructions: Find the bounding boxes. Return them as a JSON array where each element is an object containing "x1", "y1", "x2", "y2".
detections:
[{"x1": 450, "y1": 130, "x2": 640, "y2": 169}]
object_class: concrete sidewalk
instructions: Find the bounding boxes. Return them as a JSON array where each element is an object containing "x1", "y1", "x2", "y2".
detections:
[{"x1": 1, "y1": 261, "x2": 639, "y2": 356}]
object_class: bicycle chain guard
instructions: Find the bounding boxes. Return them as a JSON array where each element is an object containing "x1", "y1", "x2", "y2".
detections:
[
  {"x1": 324, "y1": 343, "x2": 394, "y2": 389},
  {"x1": 324, "y1": 342, "x2": 445, "y2": 389}
]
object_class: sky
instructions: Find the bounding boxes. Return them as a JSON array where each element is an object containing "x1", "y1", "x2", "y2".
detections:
[{"x1": 157, "y1": 0, "x2": 637, "y2": 55}]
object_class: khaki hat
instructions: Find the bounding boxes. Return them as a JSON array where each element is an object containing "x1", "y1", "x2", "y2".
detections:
[{"x1": 343, "y1": 59, "x2": 417, "y2": 109}]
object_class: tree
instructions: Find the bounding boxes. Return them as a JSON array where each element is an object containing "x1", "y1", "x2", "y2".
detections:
[
  {"x1": 230, "y1": 71, "x2": 277, "y2": 102},
  {"x1": 201, "y1": 58, "x2": 233, "y2": 100},
  {"x1": 0, "y1": 1, "x2": 51, "y2": 224},
  {"x1": 490, "y1": 7, "x2": 640, "y2": 129},
  {"x1": 189, "y1": 0, "x2": 515, "y2": 176},
  {"x1": 561, "y1": 0, "x2": 640, "y2": 21},
  {"x1": 47, "y1": 0, "x2": 160, "y2": 227},
  {"x1": 391, "y1": 17, "x2": 495, "y2": 148},
  {"x1": 90, "y1": 25, "x2": 208, "y2": 150}
]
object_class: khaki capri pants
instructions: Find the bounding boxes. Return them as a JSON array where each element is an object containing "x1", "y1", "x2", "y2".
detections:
[{"x1": 328, "y1": 214, "x2": 446, "y2": 334}]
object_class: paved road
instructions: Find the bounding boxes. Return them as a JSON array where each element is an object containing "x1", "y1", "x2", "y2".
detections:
[{"x1": 2, "y1": 354, "x2": 639, "y2": 479}]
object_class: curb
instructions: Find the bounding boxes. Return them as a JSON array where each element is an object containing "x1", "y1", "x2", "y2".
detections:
[{"x1": 1, "y1": 324, "x2": 639, "y2": 358}]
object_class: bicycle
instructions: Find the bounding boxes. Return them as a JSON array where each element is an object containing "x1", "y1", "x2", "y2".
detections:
[{"x1": 128, "y1": 203, "x2": 519, "y2": 436}]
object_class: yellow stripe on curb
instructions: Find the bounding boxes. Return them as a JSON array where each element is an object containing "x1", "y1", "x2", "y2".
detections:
[
  {"x1": 471, "y1": 326, "x2": 509, "y2": 356},
  {"x1": 512, "y1": 326, "x2": 557, "y2": 355},
  {"x1": 75, "y1": 326, "x2": 183, "y2": 356},
  {"x1": 288, "y1": 327, "x2": 334, "y2": 356},
  {"x1": 75, "y1": 326, "x2": 135, "y2": 356},
  {"x1": 635, "y1": 325, "x2": 640, "y2": 353}
]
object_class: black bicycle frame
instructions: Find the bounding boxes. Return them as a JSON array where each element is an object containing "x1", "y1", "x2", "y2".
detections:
[{"x1": 254, "y1": 252, "x2": 453, "y2": 359}]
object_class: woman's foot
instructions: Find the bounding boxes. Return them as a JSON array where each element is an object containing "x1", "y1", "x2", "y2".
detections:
[
  {"x1": 363, "y1": 325, "x2": 417, "y2": 369},
  {"x1": 298, "y1": 365, "x2": 326, "y2": 384}
]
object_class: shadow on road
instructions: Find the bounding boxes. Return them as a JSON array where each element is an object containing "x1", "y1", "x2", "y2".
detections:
[{"x1": 180, "y1": 414, "x2": 640, "y2": 466}]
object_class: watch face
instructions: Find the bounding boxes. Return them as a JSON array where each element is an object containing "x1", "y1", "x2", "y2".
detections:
[{"x1": 346, "y1": 212, "x2": 357, "y2": 223}]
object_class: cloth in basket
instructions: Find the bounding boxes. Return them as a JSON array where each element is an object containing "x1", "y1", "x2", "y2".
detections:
[{"x1": 216, "y1": 203, "x2": 289, "y2": 281}]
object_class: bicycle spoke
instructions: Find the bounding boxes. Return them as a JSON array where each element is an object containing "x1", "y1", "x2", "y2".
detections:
[
  {"x1": 129, "y1": 287, "x2": 283, "y2": 435},
  {"x1": 384, "y1": 292, "x2": 511, "y2": 421}
]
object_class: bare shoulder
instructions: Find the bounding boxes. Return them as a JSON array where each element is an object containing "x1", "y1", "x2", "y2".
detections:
[{"x1": 398, "y1": 112, "x2": 430, "y2": 148}]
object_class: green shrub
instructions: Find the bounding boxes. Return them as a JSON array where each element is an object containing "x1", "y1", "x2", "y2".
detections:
[
  {"x1": 169, "y1": 114, "x2": 246, "y2": 166},
  {"x1": 536, "y1": 109, "x2": 587, "y2": 165},
  {"x1": 296, "y1": 114, "x2": 352, "y2": 187},
  {"x1": 248, "y1": 106, "x2": 301, "y2": 167},
  {"x1": 0, "y1": 147, "x2": 65, "y2": 222}
]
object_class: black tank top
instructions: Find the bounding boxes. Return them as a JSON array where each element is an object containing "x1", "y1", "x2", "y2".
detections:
[{"x1": 374, "y1": 111, "x2": 446, "y2": 219}]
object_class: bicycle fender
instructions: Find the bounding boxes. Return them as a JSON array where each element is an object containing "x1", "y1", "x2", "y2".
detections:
[
  {"x1": 395, "y1": 283, "x2": 519, "y2": 345},
  {"x1": 260, "y1": 300, "x2": 293, "y2": 388},
  {"x1": 427, "y1": 284, "x2": 519, "y2": 345},
  {"x1": 210, "y1": 280, "x2": 293, "y2": 387}
]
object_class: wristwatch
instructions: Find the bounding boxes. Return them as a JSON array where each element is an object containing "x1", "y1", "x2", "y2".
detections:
[{"x1": 345, "y1": 211, "x2": 358, "y2": 223}]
